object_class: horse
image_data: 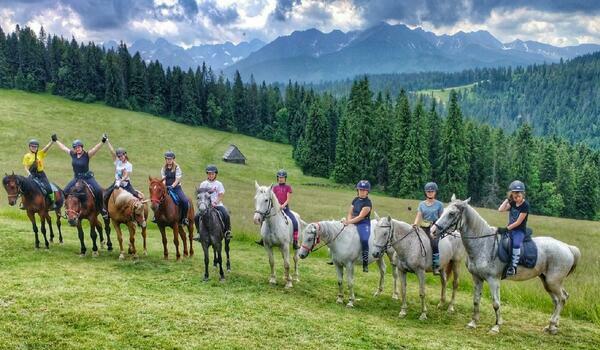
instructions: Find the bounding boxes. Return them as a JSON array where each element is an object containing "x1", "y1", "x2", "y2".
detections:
[
  {"x1": 195, "y1": 188, "x2": 231, "y2": 281},
  {"x1": 148, "y1": 177, "x2": 195, "y2": 260},
  {"x1": 64, "y1": 179, "x2": 112, "y2": 256},
  {"x1": 434, "y1": 195, "x2": 581, "y2": 334},
  {"x1": 2, "y1": 172, "x2": 64, "y2": 248},
  {"x1": 107, "y1": 187, "x2": 149, "y2": 260},
  {"x1": 298, "y1": 220, "x2": 400, "y2": 307},
  {"x1": 371, "y1": 216, "x2": 465, "y2": 320},
  {"x1": 253, "y1": 182, "x2": 305, "y2": 288}
]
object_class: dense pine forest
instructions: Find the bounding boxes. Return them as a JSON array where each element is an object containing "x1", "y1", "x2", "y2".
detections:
[{"x1": 0, "y1": 25, "x2": 598, "y2": 220}]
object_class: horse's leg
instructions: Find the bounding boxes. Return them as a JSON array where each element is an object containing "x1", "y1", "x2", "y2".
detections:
[
  {"x1": 417, "y1": 269, "x2": 428, "y2": 320},
  {"x1": 280, "y1": 244, "x2": 292, "y2": 289},
  {"x1": 467, "y1": 274, "x2": 484, "y2": 329},
  {"x1": 266, "y1": 246, "x2": 276, "y2": 285},
  {"x1": 46, "y1": 211, "x2": 54, "y2": 244},
  {"x1": 217, "y1": 241, "x2": 225, "y2": 281},
  {"x1": 346, "y1": 262, "x2": 355, "y2": 308},
  {"x1": 292, "y1": 244, "x2": 299, "y2": 282},
  {"x1": 103, "y1": 216, "x2": 112, "y2": 251},
  {"x1": 90, "y1": 218, "x2": 99, "y2": 257},
  {"x1": 141, "y1": 226, "x2": 148, "y2": 256},
  {"x1": 487, "y1": 277, "x2": 502, "y2": 334},
  {"x1": 374, "y1": 258, "x2": 385, "y2": 297},
  {"x1": 39, "y1": 212, "x2": 50, "y2": 249},
  {"x1": 541, "y1": 274, "x2": 565, "y2": 335},
  {"x1": 202, "y1": 241, "x2": 210, "y2": 281},
  {"x1": 178, "y1": 222, "x2": 188, "y2": 258},
  {"x1": 27, "y1": 211, "x2": 40, "y2": 249},
  {"x1": 127, "y1": 222, "x2": 137, "y2": 260},
  {"x1": 77, "y1": 222, "x2": 86, "y2": 256},
  {"x1": 391, "y1": 262, "x2": 400, "y2": 300},
  {"x1": 438, "y1": 264, "x2": 448, "y2": 308},
  {"x1": 173, "y1": 224, "x2": 181, "y2": 261},
  {"x1": 213, "y1": 246, "x2": 218, "y2": 267},
  {"x1": 187, "y1": 221, "x2": 194, "y2": 257},
  {"x1": 55, "y1": 209, "x2": 63, "y2": 244},
  {"x1": 97, "y1": 218, "x2": 105, "y2": 249},
  {"x1": 448, "y1": 261, "x2": 460, "y2": 313},
  {"x1": 159, "y1": 225, "x2": 168, "y2": 259},
  {"x1": 225, "y1": 237, "x2": 231, "y2": 272},
  {"x1": 113, "y1": 220, "x2": 125, "y2": 260},
  {"x1": 335, "y1": 264, "x2": 344, "y2": 304},
  {"x1": 399, "y1": 269, "x2": 408, "y2": 318}
]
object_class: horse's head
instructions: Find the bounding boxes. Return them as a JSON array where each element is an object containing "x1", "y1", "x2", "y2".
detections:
[
  {"x1": 298, "y1": 223, "x2": 319, "y2": 259},
  {"x1": 372, "y1": 216, "x2": 393, "y2": 259},
  {"x1": 2, "y1": 172, "x2": 20, "y2": 206},
  {"x1": 148, "y1": 176, "x2": 165, "y2": 212},
  {"x1": 132, "y1": 199, "x2": 149, "y2": 228},
  {"x1": 65, "y1": 193, "x2": 82, "y2": 226},
  {"x1": 196, "y1": 188, "x2": 212, "y2": 216},
  {"x1": 434, "y1": 194, "x2": 470, "y2": 237},
  {"x1": 253, "y1": 181, "x2": 274, "y2": 225}
]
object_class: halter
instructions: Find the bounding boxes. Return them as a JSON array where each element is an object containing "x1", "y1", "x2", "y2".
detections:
[
  {"x1": 302, "y1": 222, "x2": 346, "y2": 253},
  {"x1": 254, "y1": 193, "x2": 275, "y2": 222},
  {"x1": 433, "y1": 209, "x2": 463, "y2": 239},
  {"x1": 150, "y1": 182, "x2": 166, "y2": 205},
  {"x1": 374, "y1": 223, "x2": 426, "y2": 257}
]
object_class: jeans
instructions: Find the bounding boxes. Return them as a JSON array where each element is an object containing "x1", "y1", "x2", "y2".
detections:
[{"x1": 282, "y1": 207, "x2": 299, "y2": 241}]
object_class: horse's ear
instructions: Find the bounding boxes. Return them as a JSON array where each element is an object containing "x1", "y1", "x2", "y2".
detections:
[
  {"x1": 11, "y1": 171, "x2": 14, "y2": 175},
  {"x1": 148, "y1": 175, "x2": 152, "y2": 181},
  {"x1": 255, "y1": 180, "x2": 259, "y2": 190},
  {"x1": 451, "y1": 193, "x2": 456, "y2": 201},
  {"x1": 387, "y1": 215, "x2": 391, "y2": 222},
  {"x1": 464, "y1": 197, "x2": 471, "y2": 204},
  {"x1": 269, "y1": 183, "x2": 273, "y2": 191}
]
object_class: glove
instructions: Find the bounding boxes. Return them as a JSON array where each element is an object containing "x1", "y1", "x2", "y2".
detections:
[
  {"x1": 101, "y1": 133, "x2": 108, "y2": 143},
  {"x1": 167, "y1": 185, "x2": 173, "y2": 190},
  {"x1": 51, "y1": 134, "x2": 57, "y2": 142}
]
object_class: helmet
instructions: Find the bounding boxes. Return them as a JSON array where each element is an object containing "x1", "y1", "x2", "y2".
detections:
[
  {"x1": 28, "y1": 139, "x2": 39, "y2": 147},
  {"x1": 72, "y1": 139, "x2": 84, "y2": 148},
  {"x1": 277, "y1": 169, "x2": 287, "y2": 178},
  {"x1": 356, "y1": 180, "x2": 371, "y2": 191},
  {"x1": 115, "y1": 147, "x2": 126, "y2": 156},
  {"x1": 509, "y1": 180, "x2": 525, "y2": 192},
  {"x1": 164, "y1": 151, "x2": 175, "y2": 159},
  {"x1": 206, "y1": 165, "x2": 218, "y2": 174},
  {"x1": 424, "y1": 182, "x2": 438, "y2": 192}
]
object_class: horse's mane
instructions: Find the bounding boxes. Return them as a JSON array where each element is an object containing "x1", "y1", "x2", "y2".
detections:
[
  {"x1": 68, "y1": 180, "x2": 89, "y2": 204},
  {"x1": 462, "y1": 202, "x2": 494, "y2": 236}
]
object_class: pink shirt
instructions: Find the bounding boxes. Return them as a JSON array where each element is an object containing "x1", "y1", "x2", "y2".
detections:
[{"x1": 273, "y1": 184, "x2": 292, "y2": 206}]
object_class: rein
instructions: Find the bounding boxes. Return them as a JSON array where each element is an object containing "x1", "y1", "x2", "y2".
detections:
[
  {"x1": 305, "y1": 222, "x2": 346, "y2": 253},
  {"x1": 375, "y1": 224, "x2": 426, "y2": 257}
]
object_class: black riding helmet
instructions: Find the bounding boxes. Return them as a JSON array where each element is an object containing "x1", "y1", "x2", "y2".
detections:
[
  {"x1": 28, "y1": 139, "x2": 39, "y2": 147},
  {"x1": 206, "y1": 165, "x2": 218, "y2": 174},
  {"x1": 164, "y1": 150, "x2": 175, "y2": 159},
  {"x1": 509, "y1": 180, "x2": 525, "y2": 192},
  {"x1": 424, "y1": 182, "x2": 438, "y2": 192},
  {"x1": 72, "y1": 139, "x2": 84, "y2": 148},
  {"x1": 277, "y1": 169, "x2": 287, "y2": 178}
]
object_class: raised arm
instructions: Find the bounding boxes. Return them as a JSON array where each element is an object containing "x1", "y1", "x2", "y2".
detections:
[
  {"x1": 498, "y1": 198, "x2": 511, "y2": 212},
  {"x1": 54, "y1": 140, "x2": 72, "y2": 154},
  {"x1": 106, "y1": 140, "x2": 116, "y2": 161},
  {"x1": 88, "y1": 134, "x2": 107, "y2": 158},
  {"x1": 41, "y1": 139, "x2": 53, "y2": 153}
]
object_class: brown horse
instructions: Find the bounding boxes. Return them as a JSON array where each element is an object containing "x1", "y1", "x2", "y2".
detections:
[
  {"x1": 2, "y1": 173, "x2": 64, "y2": 248},
  {"x1": 64, "y1": 179, "x2": 112, "y2": 256},
  {"x1": 107, "y1": 187, "x2": 149, "y2": 260},
  {"x1": 148, "y1": 176, "x2": 194, "y2": 260}
]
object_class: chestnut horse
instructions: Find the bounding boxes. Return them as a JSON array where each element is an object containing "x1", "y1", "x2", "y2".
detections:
[
  {"x1": 2, "y1": 173, "x2": 64, "y2": 248},
  {"x1": 148, "y1": 177, "x2": 195, "y2": 260},
  {"x1": 107, "y1": 188, "x2": 149, "y2": 260},
  {"x1": 64, "y1": 179, "x2": 112, "y2": 256}
]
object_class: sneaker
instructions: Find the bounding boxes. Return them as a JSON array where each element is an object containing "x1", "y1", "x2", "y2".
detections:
[
  {"x1": 255, "y1": 239, "x2": 264, "y2": 246},
  {"x1": 293, "y1": 240, "x2": 299, "y2": 250},
  {"x1": 506, "y1": 265, "x2": 517, "y2": 276},
  {"x1": 181, "y1": 218, "x2": 189, "y2": 226}
]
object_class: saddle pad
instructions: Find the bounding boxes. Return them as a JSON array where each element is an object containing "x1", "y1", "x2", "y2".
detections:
[
  {"x1": 168, "y1": 188, "x2": 180, "y2": 205},
  {"x1": 498, "y1": 232, "x2": 538, "y2": 268},
  {"x1": 31, "y1": 177, "x2": 48, "y2": 195}
]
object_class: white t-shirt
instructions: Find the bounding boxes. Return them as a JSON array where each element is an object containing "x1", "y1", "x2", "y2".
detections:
[
  {"x1": 198, "y1": 180, "x2": 225, "y2": 206},
  {"x1": 115, "y1": 160, "x2": 133, "y2": 185}
]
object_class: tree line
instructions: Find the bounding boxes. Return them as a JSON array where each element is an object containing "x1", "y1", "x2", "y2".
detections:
[{"x1": 1, "y1": 25, "x2": 598, "y2": 220}]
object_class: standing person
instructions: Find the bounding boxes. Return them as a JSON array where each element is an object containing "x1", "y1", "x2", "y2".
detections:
[
  {"x1": 498, "y1": 180, "x2": 529, "y2": 276},
  {"x1": 256, "y1": 169, "x2": 299, "y2": 249},
  {"x1": 413, "y1": 182, "x2": 444, "y2": 275},
  {"x1": 103, "y1": 141, "x2": 141, "y2": 210},
  {"x1": 155, "y1": 151, "x2": 189, "y2": 225},
  {"x1": 22, "y1": 137, "x2": 56, "y2": 208},
  {"x1": 54, "y1": 134, "x2": 107, "y2": 216},
  {"x1": 342, "y1": 180, "x2": 372, "y2": 273},
  {"x1": 194, "y1": 165, "x2": 231, "y2": 241}
]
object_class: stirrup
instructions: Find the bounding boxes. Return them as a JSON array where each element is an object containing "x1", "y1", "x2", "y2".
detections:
[
  {"x1": 293, "y1": 240, "x2": 299, "y2": 250},
  {"x1": 506, "y1": 265, "x2": 517, "y2": 276}
]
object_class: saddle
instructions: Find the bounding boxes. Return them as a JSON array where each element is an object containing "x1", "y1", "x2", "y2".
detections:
[
  {"x1": 497, "y1": 229, "x2": 537, "y2": 269},
  {"x1": 167, "y1": 188, "x2": 180, "y2": 205},
  {"x1": 31, "y1": 177, "x2": 48, "y2": 196}
]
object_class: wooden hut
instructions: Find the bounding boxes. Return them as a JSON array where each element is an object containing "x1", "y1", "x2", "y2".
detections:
[{"x1": 222, "y1": 144, "x2": 246, "y2": 164}]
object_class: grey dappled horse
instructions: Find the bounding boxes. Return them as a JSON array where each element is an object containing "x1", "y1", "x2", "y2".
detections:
[
  {"x1": 434, "y1": 195, "x2": 580, "y2": 334},
  {"x1": 196, "y1": 188, "x2": 231, "y2": 281},
  {"x1": 298, "y1": 220, "x2": 400, "y2": 307},
  {"x1": 371, "y1": 216, "x2": 465, "y2": 320},
  {"x1": 253, "y1": 182, "x2": 304, "y2": 288}
]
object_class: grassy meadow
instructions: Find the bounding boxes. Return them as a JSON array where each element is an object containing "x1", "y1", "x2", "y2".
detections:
[
  {"x1": 0, "y1": 89, "x2": 599, "y2": 349},
  {"x1": 419, "y1": 82, "x2": 478, "y2": 103}
]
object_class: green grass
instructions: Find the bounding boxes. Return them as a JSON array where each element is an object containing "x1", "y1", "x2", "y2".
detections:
[
  {"x1": 1, "y1": 89, "x2": 599, "y2": 349},
  {"x1": 418, "y1": 82, "x2": 478, "y2": 103}
]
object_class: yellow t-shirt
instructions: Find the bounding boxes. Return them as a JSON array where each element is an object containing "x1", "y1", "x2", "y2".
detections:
[{"x1": 22, "y1": 150, "x2": 46, "y2": 172}]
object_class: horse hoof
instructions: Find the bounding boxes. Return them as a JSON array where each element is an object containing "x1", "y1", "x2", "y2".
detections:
[
  {"x1": 163, "y1": 256, "x2": 169, "y2": 260},
  {"x1": 392, "y1": 293, "x2": 399, "y2": 300},
  {"x1": 466, "y1": 321, "x2": 477, "y2": 329},
  {"x1": 101, "y1": 242, "x2": 105, "y2": 250},
  {"x1": 92, "y1": 251, "x2": 99, "y2": 258},
  {"x1": 293, "y1": 277, "x2": 300, "y2": 283},
  {"x1": 373, "y1": 291, "x2": 381, "y2": 297},
  {"x1": 346, "y1": 302, "x2": 354, "y2": 308},
  {"x1": 227, "y1": 268, "x2": 232, "y2": 273},
  {"x1": 79, "y1": 253, "x2": 85, "y2": 258},
  {"x1": 399, "y1": 310, "x2": 407, "y2": 318},
  {"x1": 437, "y1": 302, "x2": 445, "y2": 309},
  {"x1": 203, "y1": 276, "x2": 209, "y2": 282},
  {"x1": 419, "y1": 313, "x2": 428, "y2": 321},
  {"x1": 133, "y1": 255, "x2": 139, "y2": 260},
  {"x1": 60, "y1": 241, "x2": 64, "y2": 245},
  {"x1": 285, "y1": 282, "x2": 293, "y2": 289},
  {"x1": 269, "y1": 278, "x2": 277, "y2": 285},
  {"x1": 143, "y1": 250, "x2": 147, "y2": 256},
  {"x1": 336, "y1": 297, "x2": 344, "y2": 304},
  {"x1": 220, "y1": 277, "x2": 226, "y2": 283},
  {"x1": 447, "y1": 305, "x2": 455, "y2": 313},
  {"x1": 119, "y1": 254, "x2": 125, "y2": 260},
  {"x1": 488, "y1": 325, "x2": 500, "y2": 334},
  {"x1": 543, "y1": 325, "x2": 558, "y2": 335}
]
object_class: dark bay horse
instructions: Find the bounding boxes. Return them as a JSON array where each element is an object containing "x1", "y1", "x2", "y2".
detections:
[
  {"x1": 148, "y1": 177, "x2": 195, "y2": 260},
  {"x1": 64, "y1": 179, "x2": 112, "y2": 256},
  {"x1": 3, "y1": 173, "x2": 64, "y2": 248},
  {"x1": 195, "y1": 189, "x2": 231, "y2": 281}
]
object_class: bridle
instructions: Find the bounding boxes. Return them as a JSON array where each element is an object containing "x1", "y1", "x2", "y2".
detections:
[
  {"x1": 433, "y1": 209, "x2": 463, "y2": 239},
  {"x1": 374, "y1": 222, "x2": 426, "y2": 257},
  {"x1": 65, "y1": 196, "x2": 82, "y2": 221},
  {"x1": 5, "y1": 178, "x2": 23, "y2": 202},
  {"x1": 254, "y1": 193, "x2": 275, "y2": 222},
  {"x1": 301, "y1": 222, "x2": 345, "y2": 253},
  {"x1": 150, "y1": 182, "x2": 166, "y2": 206}
]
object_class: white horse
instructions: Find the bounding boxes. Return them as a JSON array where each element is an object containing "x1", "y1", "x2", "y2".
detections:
[
  {"x1": 371, "y1": 216, "x2": 465, "y2": 320},
  {"x1": 298, "y1": 220, "x2": 400, "y2": 307},
  {"x1": 253, "y1": 182, "x2": 305, "y2": 288},
  {"x1": 434, "y1": 195, "x2": 581, "y2": 334}
]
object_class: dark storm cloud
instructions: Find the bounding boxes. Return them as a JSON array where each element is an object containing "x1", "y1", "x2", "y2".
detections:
[
  {"x1": 272, "y1": 0, "x2": 302, "y2": 22},
  {"x1": 198, "y1": 0, "x2": 239, "y2": 25}
]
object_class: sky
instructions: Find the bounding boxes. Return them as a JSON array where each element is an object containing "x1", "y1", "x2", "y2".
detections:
[{"x1": 1, "y1": 0, "x2": 599, "y2": 47}]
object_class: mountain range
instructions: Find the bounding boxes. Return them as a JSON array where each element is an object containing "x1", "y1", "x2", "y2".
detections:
[{"x1": 113, "y1": 22, "x2": 600, "y2": 83}]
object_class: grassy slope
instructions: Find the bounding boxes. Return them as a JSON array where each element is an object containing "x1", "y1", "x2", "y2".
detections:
[
  {"x1": 418, "y1": 82, "x2": 478, "y2": 103},
  {"x1": 0, "y1": 89, "x2": 599, "y2": 349}
]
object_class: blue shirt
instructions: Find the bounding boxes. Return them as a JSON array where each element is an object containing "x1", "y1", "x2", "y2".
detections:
[
  {"x1": 418, "y1": 200, "x2": 444, "y2": 223},
  {"x1": 351, "y1": 197, "x2": 372, "y2": 224},
  {"x1": 509, "y1": 200, "x2": 529, "y2": 231}
]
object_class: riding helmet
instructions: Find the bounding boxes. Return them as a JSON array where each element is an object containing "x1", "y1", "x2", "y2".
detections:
[
  {"x1": 72, "y1": 139, "x2": 84, "y2": 148},
  {"x1": 356, "y1": 180, "x2": 371, "y2": 192},
  {"x1": 28, "y1": 139, "x2": 39, "y2": 147},
  {"x1": 509, "y1": 180, "x2": 525, "y2": 192},
  {"x1": 164, "y1": 150, "x2": 175, "y2": 159},
  {"x1": 424, "y1": 182, "x2": 438, "y2": 192},
  {"x1": 206, "y1": 164, "x2": 218, "y2": 174},
  {"x1": 277, "y1": 169, "x2": 287, "y2": 178},
  {"x1": 115, "y1": 147, "x2": 126, "y2": 156}
]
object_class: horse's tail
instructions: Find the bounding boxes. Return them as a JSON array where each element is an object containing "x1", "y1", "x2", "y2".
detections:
[{"x1": 567, "y1": 245, "x2": 581, "y2": 276}]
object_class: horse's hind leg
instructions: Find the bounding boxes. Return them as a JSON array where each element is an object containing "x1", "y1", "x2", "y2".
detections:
[
  {"x1": 417, "y1": 269, "x2": 428, "y2": 320},
  {"x1": 280, "y1": 245, "x2": 292, "y2": 289},
  {"x1": 448, "y1": 261, "x2": 460, "y2": 313},
  {"x1": 487, "y1": 277, "x2": 502, "y2": 333},
  {"x1": 39, "y1": 212, "x2": 50, "y2": 249},
  {"x1": 373, "y1": 257, "x2": 385, "y2": 296},
  {"x1": 187, "y1": 221, "x2": 194, "y2": 257},
  {"x1": 46, "y1": 212, "x2": 54, "y2": 243},
  {"x1": 113, "y1": 221, "x2": 125, "y2": 260},
  {"x1": 178, "y1": 224, "x2": 189, "y2": 258},
  {"x1": 173, "y1": 224, "x2": 182, "y2": 260},
  {"x1": 399, "y1": 269, "x2": 408, "y2": 317},
  {"x1": 55, "y1": 210, "x2": 63, "y2": 244},
  {"x1": 27, "y1": 211, "x2": 40, "y2": 249},
  {"x1": 127, "y1": 222, "x2": 137, "y2": 259},
  {"x1": 335, "y1": 265, "x2": 344, "y2": 304},
  {"x1": 103, "y1": 216, "x2": 112, "y2": 251},
  {"x1": 541, "y1": 274, "x2": 566, "y2": 335},
  {"x1": 213, "y1": 247, "x2": 218, "y2": 267},
  {"x1": 225, "y1": 238, "x2": 231, "y2": 272},
  {"x1": 438, "y1": 265, "x2": 448, "y2": 308},
  {"x1": 216, "y1": 243, "x2": 225, "y2": 281},
  {"x1": 141, "y1": 226, "x2": 148, "y2": 256},
  {"x1": 346, "y1": 263, "x2": 355, "y2": 308}
]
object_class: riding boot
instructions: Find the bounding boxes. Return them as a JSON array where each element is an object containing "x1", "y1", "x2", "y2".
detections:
[
  {"x1": 432, "y1": 253, "x2": 441, "y2": 275},
  {"x1": 362, "y1": 250, "x2": 369, "y2": 273},
  {"x1": 506, "y1": 248, "x2": 521, "y2": 276},
  {"x1": 293, "y1": 239, "x2": 299, "y2": 250},
  {"x1": 47, "y1": 192, "x2": 56, "y2": 210},
  {"x1": 255, "y1": 238, "x2": 264, "y2": 246}
]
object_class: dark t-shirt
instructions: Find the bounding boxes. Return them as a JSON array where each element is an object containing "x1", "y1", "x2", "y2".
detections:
[
  {"x1": 509, "y1": 200, "x2": 529, "y2": 231},
  {"x1": 351, "y1": 197, "x2": 372, "y2": 224},
  {"x1": 70, "y1": 151, "x2": 90, "y2": 175}
]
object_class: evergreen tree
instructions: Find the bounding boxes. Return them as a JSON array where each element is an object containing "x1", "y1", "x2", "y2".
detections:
[
  {"x1": 128, "y1": 52, "x2": 149, "y2": 110},
  {"x1": 512, "y1": 123, "x2": 541, "y2": 206},
  {"x1": 296, "y1": 99, "x2": 331, "y2": 177},
  {"x1": 103, "y1": 51, "x2": 126, "y2": 108},
  {"x1": 398, "y1": 99, "x2": 430, "y2": 197},
  {"x1": 0, "y1": 26, "x2": 12, "y2": 87},
  {"x1": 427, "y1": 99, "x2": 442, "y2": 182},
  {"x1": 388, "y1": 89, "x2": 411, "y2": 195},
  {"x1": 147, "y1": 60, "x2": 166, "y2": 115},
  {"x1": 180, "y1": 69, "x2": 199, "y2": 124},
  {"x1": 232, "y1": 71, "x2": 245, "y2": 132},
  {"x1": 573, "y1": 162, "x2": 599, "y2": 220}
]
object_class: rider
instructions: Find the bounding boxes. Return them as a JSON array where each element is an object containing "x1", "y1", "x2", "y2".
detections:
[
  {"x1": 342, "y1": 180, "x2": 372, "y2": 273},
  {"x1": 156, "y1": 151, "x2": 189, "y2": 225},
  {"x1": 103, "y1": 140, "x2": 141, "y2": 211},
  {"x1": 54, "y1": 134, "x2": 107, "y2": 216},
  {"x1": 22, "y1": 137, "x2": 56, "y2": 209},
  {"x1": 194, "y1": 165, "x2": 232, "y2": 241},
  {"x1": 498, "y1": 180, "x2": 529, "y2": 277},
  {"x1": 413, "y1": 182, "x2": 444, "y2": 275},
  {"x1": 256, "y1": 169, "x2": 299, "y2": 249}
]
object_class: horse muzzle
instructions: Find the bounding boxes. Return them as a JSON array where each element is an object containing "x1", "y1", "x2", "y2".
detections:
[
  {"x1": 372, "y1": 249, "x2": 383, "y2": 259},
  {"x1": 68, "y1": 219, "x2": 78, "y2": 227},
  {"x1": 298, "y1": 248, "x2": 309, "y2": 259},
  {"x1": 253, "y1": 214, "x2": 262, "y2": 225},
  {"x1": 8, "y1": 199, "x2": 16, "y2": 206}
]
